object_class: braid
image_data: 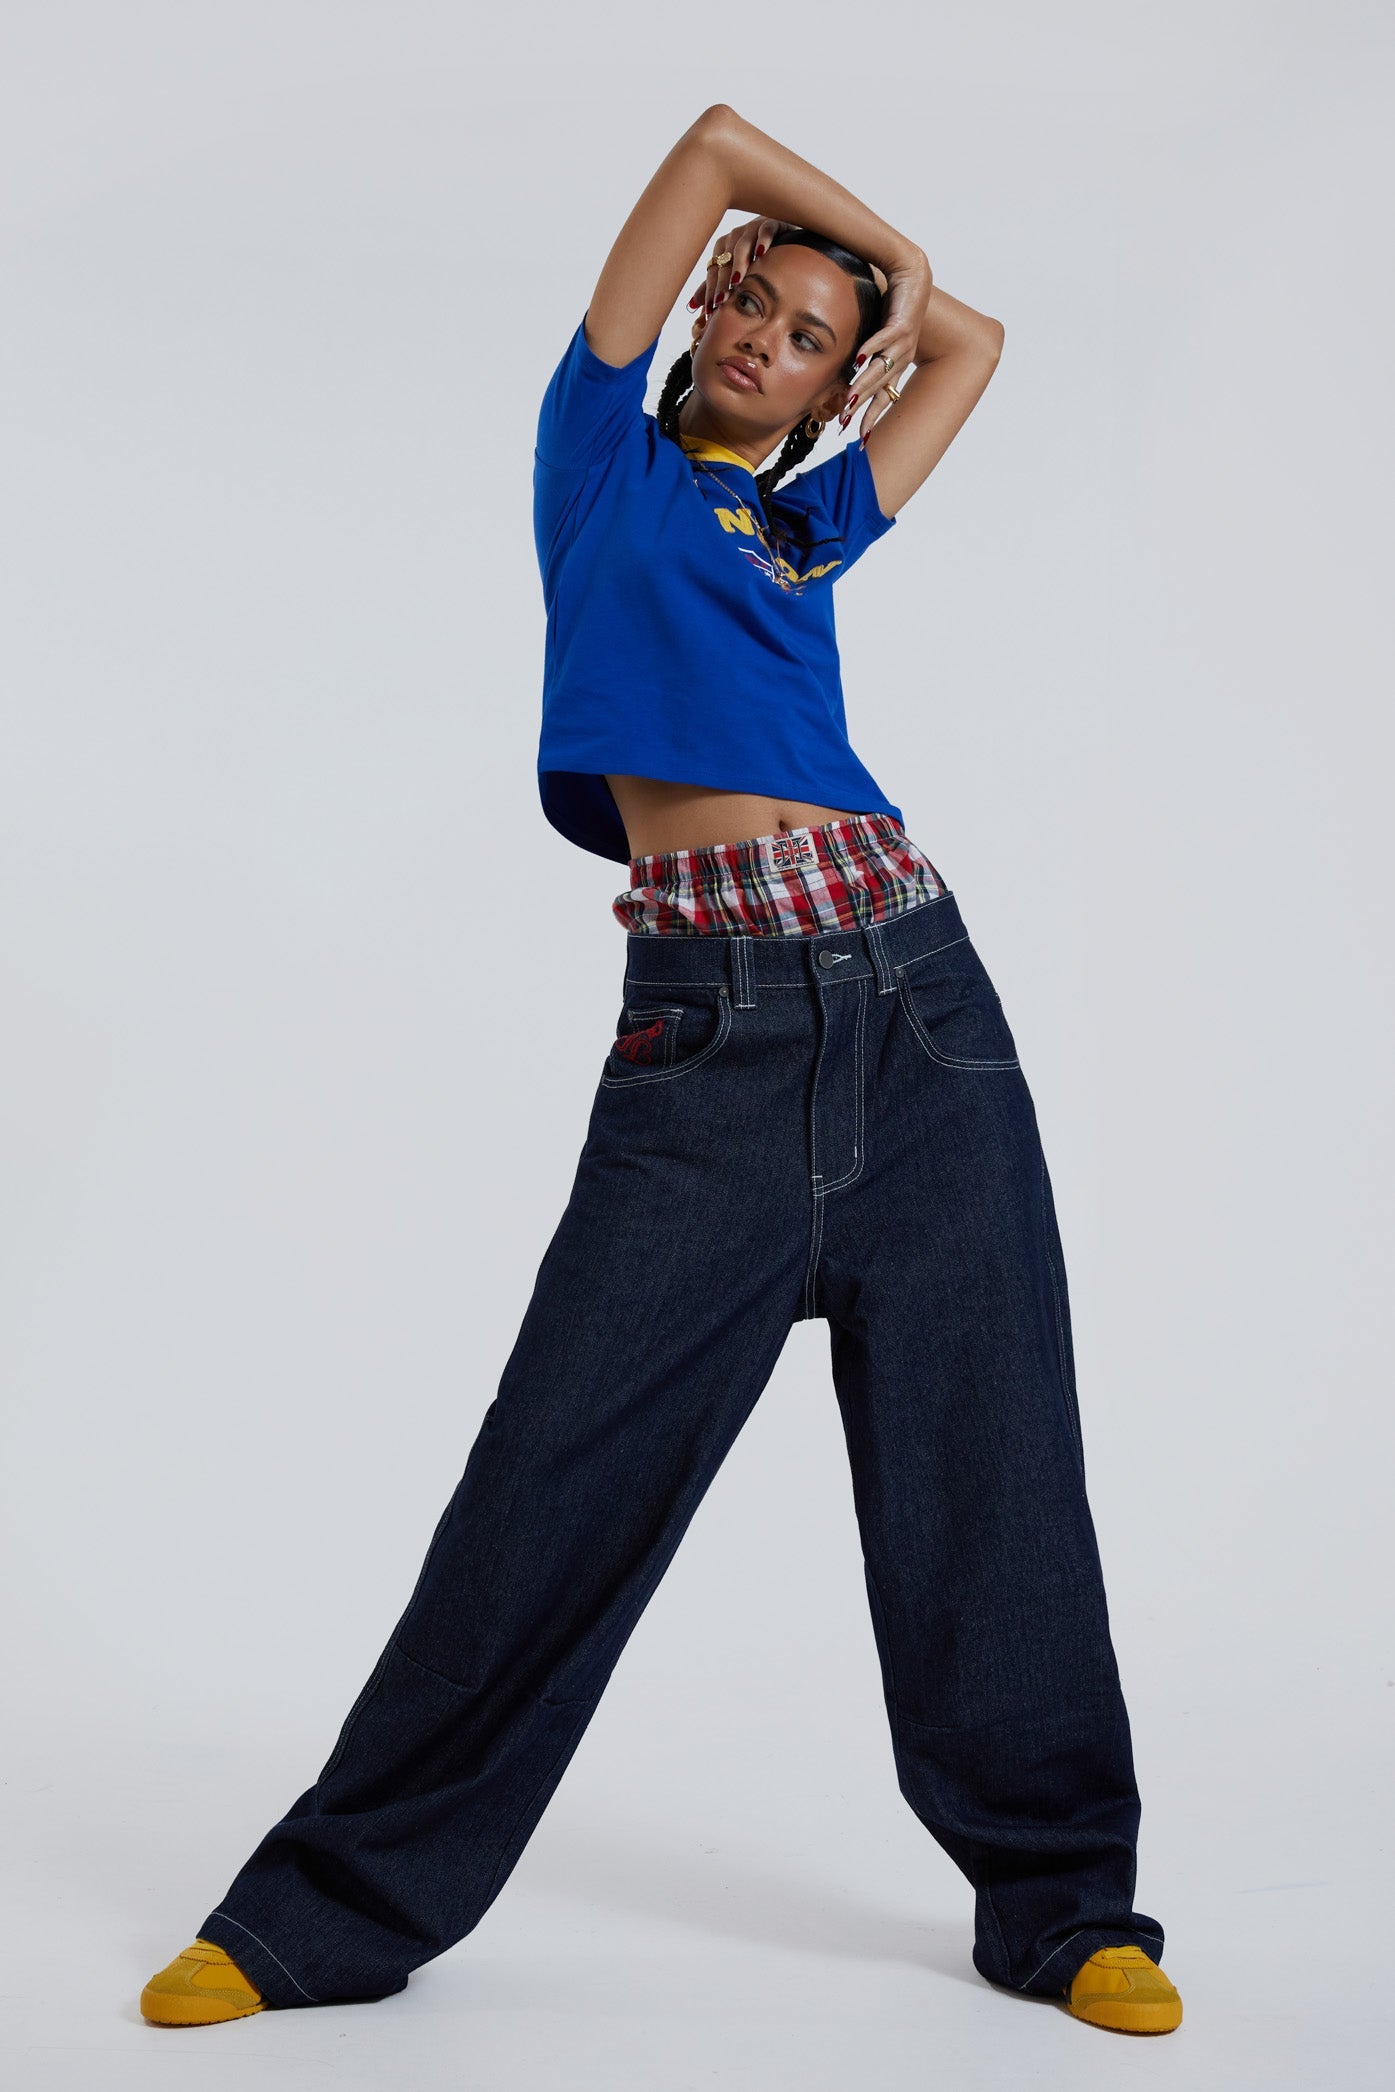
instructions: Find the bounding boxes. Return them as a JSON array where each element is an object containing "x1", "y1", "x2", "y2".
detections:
[
  {"x1": 656, "y1": 348, "x2": 695, "y2": 447},
  {"x1": 755, "y1": 422, "x2": 819, "y2": 508}
]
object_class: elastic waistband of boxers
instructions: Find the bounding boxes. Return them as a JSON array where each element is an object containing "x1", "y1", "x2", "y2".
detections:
[
  {"x1": 623, "y1": 885, "x2": 967, "y2": 1005},
  {"x1": 625, "y1": 810, "x2": 916, "y2": 890}
]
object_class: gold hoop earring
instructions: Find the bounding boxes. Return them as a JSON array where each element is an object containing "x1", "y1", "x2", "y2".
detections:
[{"x1": 804, "y1": 416, "x2": 824, "y2": 439}]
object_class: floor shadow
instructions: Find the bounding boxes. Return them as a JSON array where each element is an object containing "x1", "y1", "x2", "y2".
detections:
[{"x1": 515, "y1": 1811, "x2": 985, "y2": 1989}]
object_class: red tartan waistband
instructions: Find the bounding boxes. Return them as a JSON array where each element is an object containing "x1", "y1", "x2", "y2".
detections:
[{"x1": 612, "y1": 811, "x2": 947, "y2": 937}]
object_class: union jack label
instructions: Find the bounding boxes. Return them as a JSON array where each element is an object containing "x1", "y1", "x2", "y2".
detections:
[{"x1": 762, "y1": 830, "x2": 817, "y2": 874}]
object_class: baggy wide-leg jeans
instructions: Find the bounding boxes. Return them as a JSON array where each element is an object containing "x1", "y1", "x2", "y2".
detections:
[{"x1": 199, "y1": 887, "x2": 1163, "y2": 2005}]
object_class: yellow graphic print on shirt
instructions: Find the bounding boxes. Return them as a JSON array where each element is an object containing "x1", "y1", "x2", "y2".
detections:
[
  {"x1": 711, "y1": 504, "x2": 844, "y2": 588},
  {"x1": 680, "y1": 434, "x2": 843, "y2": 592}
]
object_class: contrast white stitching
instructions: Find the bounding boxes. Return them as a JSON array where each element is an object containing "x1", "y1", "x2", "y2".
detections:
[
  {"x1": 1024, "y1": 1926, "x2": 1165, "y2": 1990},
  {"x1": 819, "y1": 975, "x2": 869, "y2": 1192},
  {"x1": 205, "y1": 1911, "x2": 320, "y2": 2002},
  {"x1": 802, "y1": 1184, "x2": 825, "y2": 1319}
]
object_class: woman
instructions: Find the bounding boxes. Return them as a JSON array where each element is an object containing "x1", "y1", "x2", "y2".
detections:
[{"x1": 140, "y1": 105, "x2": 1181, "y2": 2039}]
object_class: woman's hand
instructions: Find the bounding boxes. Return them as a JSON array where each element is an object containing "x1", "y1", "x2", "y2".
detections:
[
  {"x1": 686, "y1": 216, "x2": 795, "y2": 322},
  {"x1": 838, "y1": 246, "x2": 933, "y2": 441}
]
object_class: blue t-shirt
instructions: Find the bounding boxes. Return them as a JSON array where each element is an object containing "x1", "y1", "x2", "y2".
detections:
[{"x1": 532, "y1": 312, "x2": 904, "y2": 863}]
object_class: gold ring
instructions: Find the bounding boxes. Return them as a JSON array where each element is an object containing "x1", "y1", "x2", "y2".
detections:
[
  {"x1": 710, "y1": 249, "x2": 733, "y2": 268},
  {"x1": 885, "y1": 380, "x2": 902, "y2": 402}
]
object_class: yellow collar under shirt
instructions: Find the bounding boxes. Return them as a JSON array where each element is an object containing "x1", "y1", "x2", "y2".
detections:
[{"x1": 678, "y1": 433, "x2": 761, "y2": 477}]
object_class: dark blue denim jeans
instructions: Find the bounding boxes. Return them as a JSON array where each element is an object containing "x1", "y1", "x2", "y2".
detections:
[{"x1": 200, "y1": 887, "x2": 1163, "y2": 2006}]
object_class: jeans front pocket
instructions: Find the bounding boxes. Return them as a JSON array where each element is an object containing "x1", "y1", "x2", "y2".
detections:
[
  {"x1": 896, "y1": 934, "x2": 1021, "y2": 1071},
  {"x1": 611, "y1": 1003, "x2": 683, "y2": 1070},
  {"x1": 601, "y1": 984, "x2": 733, "y2": 1087}
]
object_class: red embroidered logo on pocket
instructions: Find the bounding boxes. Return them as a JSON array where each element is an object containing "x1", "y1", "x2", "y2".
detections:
[{"x1": 614, "y1": 1017, "x2": 666, "y2": 1064}]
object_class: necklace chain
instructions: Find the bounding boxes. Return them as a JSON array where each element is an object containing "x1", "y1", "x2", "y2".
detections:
[{"x1": 688, "y1": 454, "x2": 804, "y2": 596}]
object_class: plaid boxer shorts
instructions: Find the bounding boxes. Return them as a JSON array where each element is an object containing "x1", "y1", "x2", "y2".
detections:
[{"x1": 612, "y1": 811, "x2": 947, "y2": 936}]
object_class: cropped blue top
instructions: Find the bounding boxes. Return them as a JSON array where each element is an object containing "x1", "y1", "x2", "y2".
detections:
[{"x1": 532, "y1": 312, "x2": 903, "y2": 863}]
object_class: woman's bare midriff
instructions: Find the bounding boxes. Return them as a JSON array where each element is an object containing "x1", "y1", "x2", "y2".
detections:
[{"x1": 605, "y1": 774, "x2": 862, "y2": 862}]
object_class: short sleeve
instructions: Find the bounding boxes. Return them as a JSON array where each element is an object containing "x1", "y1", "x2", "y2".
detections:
[
  {"x1": 534, "y1": 310, "x2": 661, "y2": 474},
  {"x1": 782, "y1": 438, "x2": 897, "y2": 578}
]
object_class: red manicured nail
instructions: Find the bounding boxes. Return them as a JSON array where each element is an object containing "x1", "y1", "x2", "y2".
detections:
[
  {"x1": 730, "y1": 271, "x2": 741, "y2": 284},
  {"x1": 755, "y1": 243, "x2": 766, "y2": 257},
  {"x1": 854, "y1": 353, "x2": 866, "y2": 368},
  {"x1": 847, "y1": 394, "x2": 858, "y2": 408},
  {"x1": 688, "y1": 292, "x2": 702, "y2": 308}
]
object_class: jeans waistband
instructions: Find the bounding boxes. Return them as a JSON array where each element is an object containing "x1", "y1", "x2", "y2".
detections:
[{"x1": 623, "y1": 886, "x2": 967, "y2": 1004}]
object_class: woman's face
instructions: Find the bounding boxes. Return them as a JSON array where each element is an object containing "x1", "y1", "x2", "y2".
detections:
[{"x1": 693, "y1": 245, "x2": 862, "y2": 446}]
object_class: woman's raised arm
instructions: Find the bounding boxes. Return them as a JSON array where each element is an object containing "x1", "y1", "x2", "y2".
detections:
[
  {"x1": 854, "y1": 282, "x2": 1006, "y2": 519},
  {"x1": 584, "y1": 104, "x2": 923, "y2": 371}
]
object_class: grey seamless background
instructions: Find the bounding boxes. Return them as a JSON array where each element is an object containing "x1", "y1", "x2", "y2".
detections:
[{"x1": 2, "y1": 5, "x2": 1390, "y2": 2088}]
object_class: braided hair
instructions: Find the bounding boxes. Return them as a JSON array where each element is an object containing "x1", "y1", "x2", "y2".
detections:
[{"x1": 656, "y1": 226, "x2": 886, "y2": 564}]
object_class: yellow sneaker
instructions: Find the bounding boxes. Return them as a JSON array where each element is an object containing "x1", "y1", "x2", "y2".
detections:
[
  {"x1": 140, "y1": 1939, "x2": 264, "y2": 2026},
  {"x1": 1064, "y1": 1944, "x2": 1183, "y2": 2034}
]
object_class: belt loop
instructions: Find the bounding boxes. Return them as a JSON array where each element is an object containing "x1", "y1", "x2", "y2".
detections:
[
  {"x1": 730, "y1": 934, "x2": 758, "y2": 1008},
  {"x1": 863, "y1": 919, "x2": 897, "y2": 995}
]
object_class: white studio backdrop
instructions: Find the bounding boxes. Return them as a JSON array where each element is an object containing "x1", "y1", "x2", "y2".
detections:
[{"x1": 1, "y1": 4, "x2": 1390, "y2": 2088}]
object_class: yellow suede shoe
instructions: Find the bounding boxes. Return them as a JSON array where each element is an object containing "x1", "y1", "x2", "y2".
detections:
[
  {"x1": 140, "y1": 1939, "x2": 264, "y2": 2026},
  {"x1": 1064, "y1": 1944, "x2": 1183, "y2": 2033}
]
